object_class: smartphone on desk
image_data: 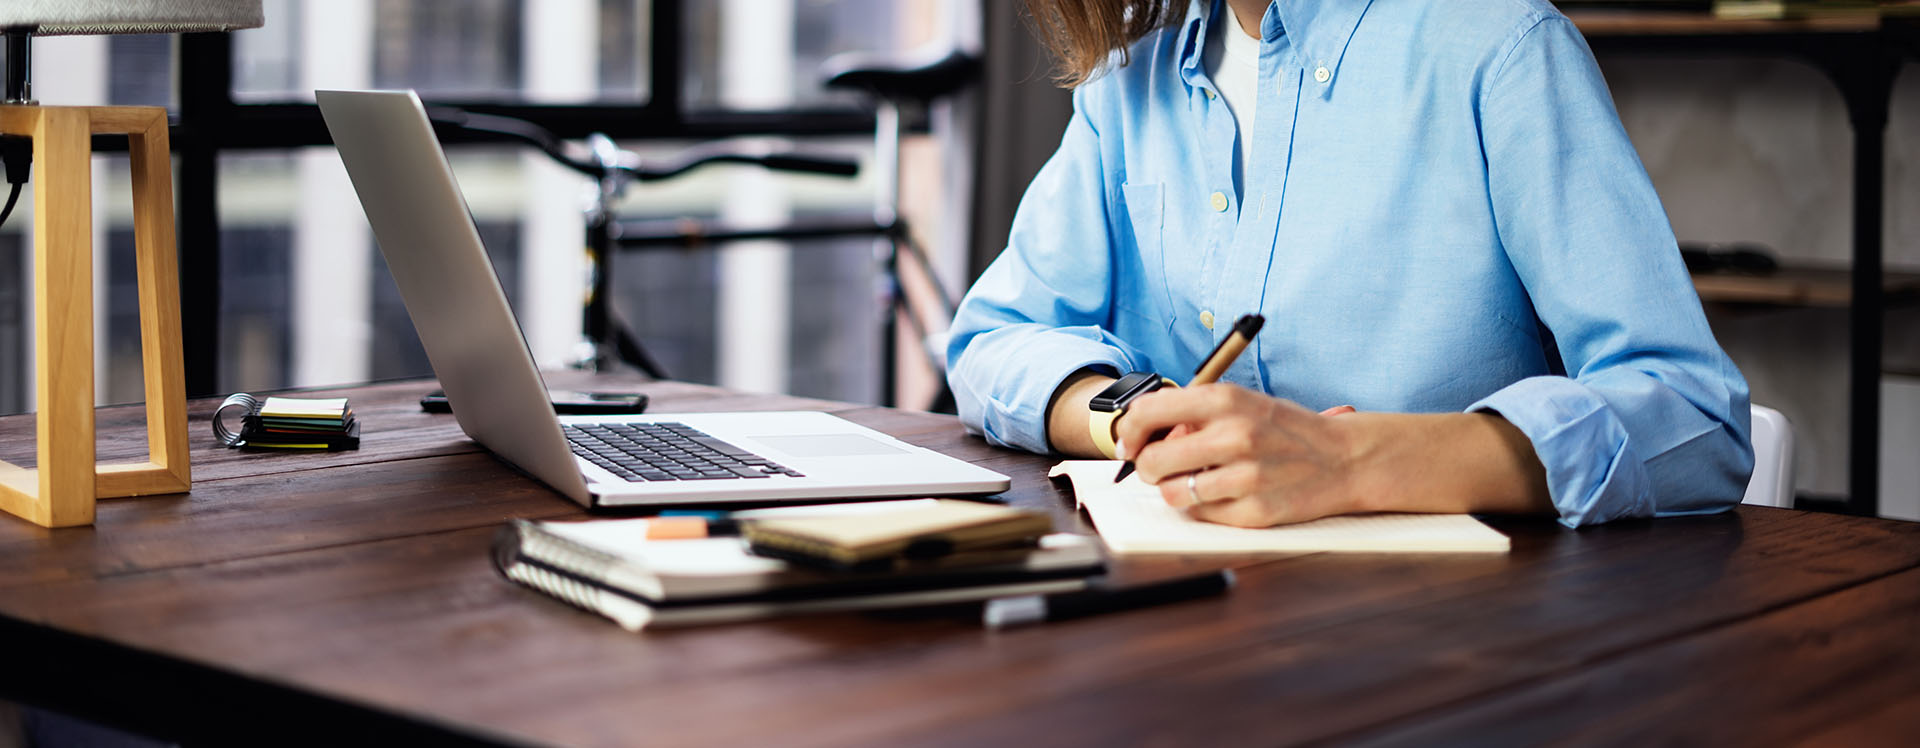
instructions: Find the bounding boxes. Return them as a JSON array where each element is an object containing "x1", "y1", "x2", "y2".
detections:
[{"x1": 420, "y1": 389, "x2": 649, "y2": 415}]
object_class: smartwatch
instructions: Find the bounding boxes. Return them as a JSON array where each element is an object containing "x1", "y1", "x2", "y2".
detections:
[{"x1": 1088, "y1": 371, "x2": 1174, "y2": 459}]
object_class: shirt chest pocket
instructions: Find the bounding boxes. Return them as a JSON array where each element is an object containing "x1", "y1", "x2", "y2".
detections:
[{"x1": 1118, "y1": 181, "x2": 1176, "y2": 324}]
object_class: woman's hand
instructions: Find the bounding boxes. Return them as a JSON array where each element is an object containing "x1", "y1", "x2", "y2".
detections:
[
  {"x1": 1113, "y1": 384, "x2": 1367, "y2": 526},
  {"x1": 1112, "y1": 384, "x2": 1552, "y2": 527}
]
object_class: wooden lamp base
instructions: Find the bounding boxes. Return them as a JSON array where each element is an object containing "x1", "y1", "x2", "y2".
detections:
[{"x1": 0, "y1": 105, "x2": 191, "y2": 528}]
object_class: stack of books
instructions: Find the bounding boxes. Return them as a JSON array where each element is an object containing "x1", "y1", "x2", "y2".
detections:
[
  {"x1": 493, "y1": 499, "x2": 1105, "y2": 629},
  {"x1": 239, "y1": 396, "x2": 360, "y2": 450}
]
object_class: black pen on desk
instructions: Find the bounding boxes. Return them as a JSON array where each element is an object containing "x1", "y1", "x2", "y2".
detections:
[
  {"x1": 982, "y1": 569, "x2": 1235, "y2": 629},
  {"x1": 1114, "y1": 313, "x2": 1264, "y2": 483}
]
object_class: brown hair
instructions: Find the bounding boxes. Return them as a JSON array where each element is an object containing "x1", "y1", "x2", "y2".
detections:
[{"x1": 1024, "y1": 0, "x2": 1187, "y2": 88}]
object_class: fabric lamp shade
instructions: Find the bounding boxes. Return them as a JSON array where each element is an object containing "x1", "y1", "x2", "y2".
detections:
[{"x1": 0, "y1": 0, "x2": 263, "y2": 35}]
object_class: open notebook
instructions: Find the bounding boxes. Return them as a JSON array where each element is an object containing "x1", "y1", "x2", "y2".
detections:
[{"x1": 1050, "y1": 461, "x2": 1510, "y2": 554}]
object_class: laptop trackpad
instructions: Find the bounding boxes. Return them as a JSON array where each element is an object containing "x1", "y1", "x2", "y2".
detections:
[{"x1": 753, "y1": 434, "x2": 904, "y2": 458}]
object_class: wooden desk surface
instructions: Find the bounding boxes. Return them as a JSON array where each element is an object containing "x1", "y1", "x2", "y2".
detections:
[{"x1": 2, "y1": 374, "x2": 1916, "y2": 746}]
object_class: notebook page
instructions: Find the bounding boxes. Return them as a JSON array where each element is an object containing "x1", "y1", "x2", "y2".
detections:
[
  {"x1": 259, "y1": 397, "x2": 349, "y2": 418},
  {"x1": 1051, "y1": 461, "x2": 1510, "y2": 554}
]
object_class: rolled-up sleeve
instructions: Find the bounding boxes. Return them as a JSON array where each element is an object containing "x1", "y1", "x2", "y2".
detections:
[
  {"x1": 1472, "y1": 16, "x2": 1753, "y2": 527},
  {"x1": 946, "y1": 87, "x2": 1153, "y2": 453}
]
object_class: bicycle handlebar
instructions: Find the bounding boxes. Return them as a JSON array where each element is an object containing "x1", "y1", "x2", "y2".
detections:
[
  {"x1": 637, "y1": 150, "x2": 861, "y2": 181},
  {"x1": 428, "y1": 107, "x2": 582, "y2": 170},
  {"x1": 737, "y1": 153, "x2": 861, "y2": 178},
  {"x1": 425, "y1": 107, "x2": 861, "y2": 183}
]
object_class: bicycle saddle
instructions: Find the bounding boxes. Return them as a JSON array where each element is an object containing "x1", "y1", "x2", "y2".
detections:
[{"x1": 821, "y1": 50, "x2": 980, "y2": 104}]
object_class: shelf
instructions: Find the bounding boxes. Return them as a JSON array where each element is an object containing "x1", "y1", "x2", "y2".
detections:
[
  {"x1": 1567, "y1": 10, "x2": 1886, "y2": 36},
  {"x1": 1692, "y1": 264, "x2": 1920, "y2": 307},
  {"x1": 1560, "y1": 2, "x2": 1916, "y2": 521}
]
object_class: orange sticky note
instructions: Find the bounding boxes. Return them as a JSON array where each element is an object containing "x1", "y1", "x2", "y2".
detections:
[{"x1": 643, "y1": 516, "x2": 711, "y2": 540}]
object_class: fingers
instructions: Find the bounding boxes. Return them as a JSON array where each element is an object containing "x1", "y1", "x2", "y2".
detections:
[
  {"x1": 1132, "y1": 415, "x2": 1264, "y2": 483},
  {"x1": 1152, "y1": 465, "x2": 1285, "y2": 526},
  {"x1": 1113, "y1": 384, "x2": 1253, "y2": 460},
  {"x1": 1121, "y1": 389, "x2": 1323, "y2": 485},
  {"x1": 1188, "y1": 495, "x2": 1285, "y2": 528},
  {"x1": 1147, "y1": 445, "x2": 1346, "y2": 527},
  {"x1": 1123, "y1": 386, "x2": 1352, "y2": 528},
  {"x1": 1170, "y1": 466, "x2": 1310, "y2": 526},
  {"x1": 1153, "y1": 462, "x2": 1253, "y2": 510},
  {"x1": 1160, "y1": 482, "x2": 1307, "y2": 528},
  {"x1": 1118, "y1": 385, "x2": 1326, "y2": 457},
  {"x1": 1157, "y1": 470, "x2": 1205, "y2": 509}
]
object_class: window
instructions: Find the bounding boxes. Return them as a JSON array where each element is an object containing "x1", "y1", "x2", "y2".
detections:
[{"x1": 0, "y1": 0, "x2": 965, "y2": 414}]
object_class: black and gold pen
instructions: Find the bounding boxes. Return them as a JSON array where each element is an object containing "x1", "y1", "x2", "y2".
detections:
[{"x1": 1114, "y1": 313, "x2": 1263, "y2": 483}]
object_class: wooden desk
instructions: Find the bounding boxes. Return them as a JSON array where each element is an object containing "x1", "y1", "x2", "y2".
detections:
[{"x1": 2, "y1": 374, "x2": 1917, "y2": 745}]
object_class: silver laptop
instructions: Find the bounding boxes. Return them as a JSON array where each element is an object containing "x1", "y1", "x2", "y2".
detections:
[{"x1": 316, "y1": 89, "x2": 1009, "y2": 509}]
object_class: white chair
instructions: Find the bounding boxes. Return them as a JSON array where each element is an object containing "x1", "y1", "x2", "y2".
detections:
[{"x1": 1742, "y1": 404, "x2": 1795, "y2": 508}]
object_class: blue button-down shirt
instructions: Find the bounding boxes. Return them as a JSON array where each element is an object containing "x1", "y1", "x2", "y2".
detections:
[{"x1": 946, "y1": 0, "x2": 1753, "y2": 527}]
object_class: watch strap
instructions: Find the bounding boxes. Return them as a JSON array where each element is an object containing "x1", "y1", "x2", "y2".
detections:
[{"x1": 1089, "y1": 407, "x2": 1123, "y2": 459}]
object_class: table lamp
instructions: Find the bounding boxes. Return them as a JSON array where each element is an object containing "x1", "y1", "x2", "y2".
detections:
[{"x1": 0, "y1": 0, "x2": 263, "y2": 528}]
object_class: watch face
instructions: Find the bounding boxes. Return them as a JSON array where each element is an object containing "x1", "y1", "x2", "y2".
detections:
[{"x1": 1092, "y1": 371, "x2": 1163, "y2": 411}]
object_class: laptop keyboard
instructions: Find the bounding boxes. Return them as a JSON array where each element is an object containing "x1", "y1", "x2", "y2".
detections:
[{"x1": 563, "y1": 423, "x2": 804, "y2": 483}]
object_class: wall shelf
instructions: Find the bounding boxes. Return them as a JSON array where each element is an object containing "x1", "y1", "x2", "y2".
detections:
[
  {"x1": 1572, "y1": 12, "x2": 1882, "y2": 36},
  {"x1": 1693, "y1": 264, "x2": 1920, "y2": 307}
]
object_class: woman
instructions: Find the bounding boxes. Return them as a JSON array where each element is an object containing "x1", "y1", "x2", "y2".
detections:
[{"x1": 945, "y1": 0, "x2": 1753, "y2": 527}]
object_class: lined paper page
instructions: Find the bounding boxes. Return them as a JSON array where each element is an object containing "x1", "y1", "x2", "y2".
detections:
[{"x1": 1051, "y1": 461, "x2": 1510, "y2": 554}]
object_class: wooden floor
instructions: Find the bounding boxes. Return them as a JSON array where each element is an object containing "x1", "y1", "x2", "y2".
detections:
[{"x1": 1, "y1": 372, "x2": 1916, "y2": 746}]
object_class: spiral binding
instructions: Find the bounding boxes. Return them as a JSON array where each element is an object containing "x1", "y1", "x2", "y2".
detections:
[
  {"x1": 519, "y1": 528, "x2": 622, "y2": 587},
  {"x1": 212, "y1": 392, "x2": 259, "y2": 447},
  {"x1": 497, "y1": 521, "x2": 654, "y2": 629},
  {"x1": 505, "y1": 559, "x2": 600, "y2": 612}
]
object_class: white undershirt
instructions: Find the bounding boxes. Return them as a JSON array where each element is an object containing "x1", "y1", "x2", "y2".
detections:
[{"x1": 1201, "y1": 2, "x2": 1263, "y2": 196}]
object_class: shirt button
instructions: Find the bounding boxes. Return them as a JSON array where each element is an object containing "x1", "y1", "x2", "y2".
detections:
[
  {"x1": 1204, "y1": 88, "x2": 1216, "y2": 100},
  {"x1": 1209, "y1": 191, "x2": 1228, "y2": 212},
  {"x1": 1314, "y1": 66, "x2": 1331, "y2": 84},
  {"x1": 1200, "y1": 311, "x2": 1215, "y2": 330}
]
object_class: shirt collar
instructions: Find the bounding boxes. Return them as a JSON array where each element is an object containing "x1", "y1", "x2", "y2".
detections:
[
  {"x1": 1178, "y1": 0, "x2": 1375, "y2": 100},
  {"x1": 1177, "y1": 0, "x2": 1209, "y2": 76}
]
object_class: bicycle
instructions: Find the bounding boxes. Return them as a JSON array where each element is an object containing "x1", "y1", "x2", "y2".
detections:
[{"x1": 427, "y1": 51, "x2": 978, "y2": 411}]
